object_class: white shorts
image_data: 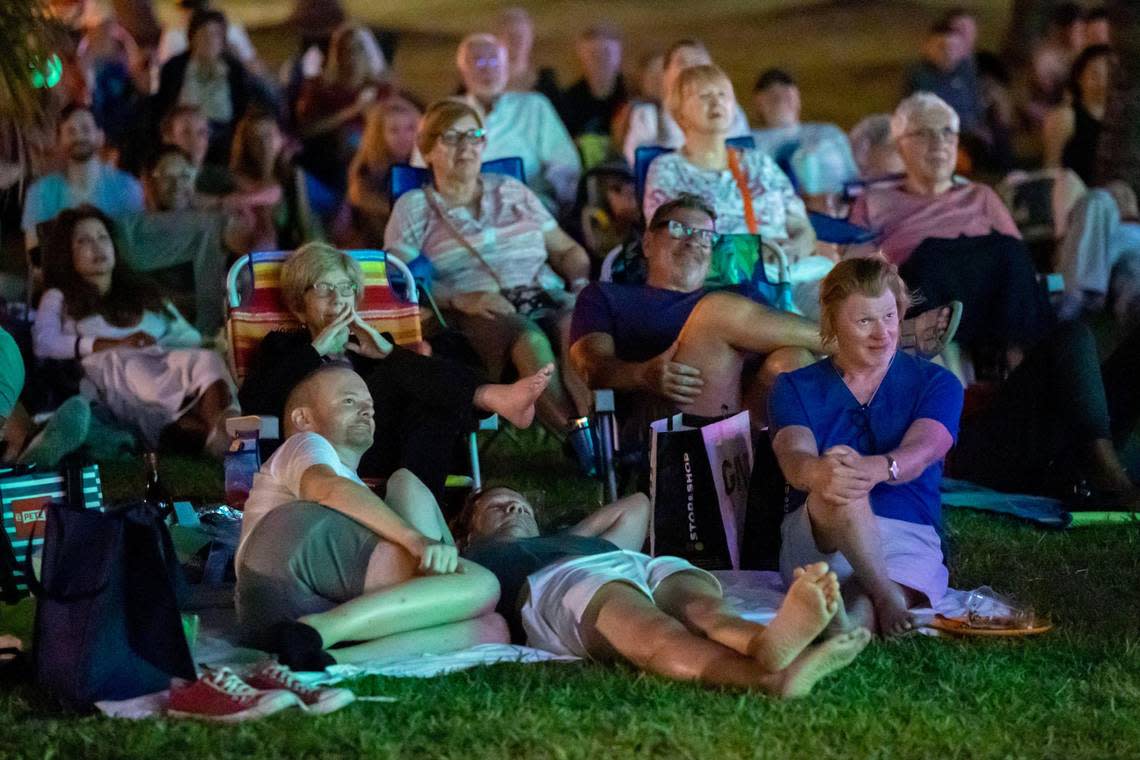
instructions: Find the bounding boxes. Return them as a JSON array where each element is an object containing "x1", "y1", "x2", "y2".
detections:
[
  {"x1": 779, "y1": 506, "x2": 948, "y2": 608},
  {"x1": 519, "y1": 550, "x2": 721, "y2": 659}
]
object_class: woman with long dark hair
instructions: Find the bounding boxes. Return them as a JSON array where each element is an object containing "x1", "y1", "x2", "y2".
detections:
[{"x1": 31, "y1": 205, "x2": 237, "y2": 458}]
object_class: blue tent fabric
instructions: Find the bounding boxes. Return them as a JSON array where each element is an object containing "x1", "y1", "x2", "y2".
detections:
[{"x1": 941, "y1": 478, "x2": 1072, "y2": 529}]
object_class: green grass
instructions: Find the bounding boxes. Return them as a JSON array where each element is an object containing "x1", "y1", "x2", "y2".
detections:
[{"x1": 2, "y1": 430, "x2": 1140, "y2": 759}]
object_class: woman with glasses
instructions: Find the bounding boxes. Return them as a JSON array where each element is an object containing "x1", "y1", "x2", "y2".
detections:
[
  {"x1": 385, "y1": 99, "x2": 598, "y2": 474},
  {"x1": 642, "y1": 65, "x2": 825, "y2": 318},
  {"x1": 768, "y1": 257, "x2": 963, "y2": 638},
  {"x1": 238, "y1": 241, "x2": 554, "y2": 501}
]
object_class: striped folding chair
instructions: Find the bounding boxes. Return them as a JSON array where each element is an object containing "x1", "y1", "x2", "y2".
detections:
[{"x1": 224, "y1": 249, "x2": 493, "y2": 489}]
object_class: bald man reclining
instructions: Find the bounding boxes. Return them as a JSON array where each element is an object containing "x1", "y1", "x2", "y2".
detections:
[{"x1": 235, "y1": 365, "x2": 507, "y2": 670}]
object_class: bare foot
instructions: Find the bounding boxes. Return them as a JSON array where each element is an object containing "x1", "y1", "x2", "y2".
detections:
[
  {"x1": 900, "y1": 301, "x2": 961, "y2": 358},
  {"x1": 871, "y1": 585, "x2": 915, "y2": 638},
  {"x1": 474, "y1": 364, "x2": 554, "y2": 429},
  {"x1": 750, "y1": 563, "x2": 838, "y2": 672},
  {"x1": 776, "y1": 627, "x2": 871, "y2": 698},
  {"x1": 0, "y1": 635, "x2": 22, "y2": 664}
]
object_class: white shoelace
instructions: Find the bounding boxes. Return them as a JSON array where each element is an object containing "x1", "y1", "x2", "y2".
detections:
[{"x1": 205, "y1": 668, "x2": 260, "y2": 703}]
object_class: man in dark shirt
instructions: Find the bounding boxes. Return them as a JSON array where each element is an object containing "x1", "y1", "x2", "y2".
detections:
[
  {"x1": 569, "y1": 194, "x2": 825, "y2": 426},
  {"x1": 458, "y1": 486, "x2": 870, "y2": 696},
  {"x1": 569, "y1": 194, "x2": 957, "y2": 427},
  {"x1": 557, "y1": 25, "x2": 628, "y2": 139}
]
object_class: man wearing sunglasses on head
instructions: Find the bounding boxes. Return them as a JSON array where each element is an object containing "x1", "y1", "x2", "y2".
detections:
[{"x1": 569, "y1": 194, "x2": 957, "y2": 437}]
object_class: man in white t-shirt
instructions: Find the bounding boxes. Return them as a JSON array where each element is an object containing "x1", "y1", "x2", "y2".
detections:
[{"x1": 236, "y1": 364, "x2": 506, "y2": 670}]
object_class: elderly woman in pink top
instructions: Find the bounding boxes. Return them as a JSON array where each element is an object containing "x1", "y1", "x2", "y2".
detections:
[{"x1": 847, "y1": 93, "x2": 1050, "y2": 363}]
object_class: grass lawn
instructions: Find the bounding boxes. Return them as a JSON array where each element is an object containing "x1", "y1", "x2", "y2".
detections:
[{"x1": 2, "y1": 431, "x2": 1139, "y2": 759}]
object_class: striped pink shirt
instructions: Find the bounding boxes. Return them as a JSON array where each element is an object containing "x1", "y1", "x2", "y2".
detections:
[{"x1": 384, "y1": 174, "x2": 562, "y2": 302}]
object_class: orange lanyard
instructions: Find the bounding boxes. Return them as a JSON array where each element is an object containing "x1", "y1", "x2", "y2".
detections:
[{"x1": 726, "y1": 148, "x2": 759, "y2": 236}]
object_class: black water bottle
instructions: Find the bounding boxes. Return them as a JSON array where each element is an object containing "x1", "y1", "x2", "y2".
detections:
[{"x1": 143, "y1": 451, "x2": 174, "y2": 520}]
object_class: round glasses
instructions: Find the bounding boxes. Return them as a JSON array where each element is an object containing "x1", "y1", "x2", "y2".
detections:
[
  {"x1": 309, "y1": 281, "x2": 358, "y2": 298},
  {"x1": 439, "y1": 128, "x2": 487, "y2": 147}
]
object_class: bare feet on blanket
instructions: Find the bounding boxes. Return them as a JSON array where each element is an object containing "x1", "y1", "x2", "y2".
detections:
[
  {"x1": 872, "y1": 584, "x2": 916, "y2": 638},
  {"x1": 474, "y1": 364, "x2": 554, "y2": 429},
  {"x1": 750, "y1": 563, "x2": 839, "y2": 672},
  {"x1": 776, "y1": 627, "x2": 871, "y2": 698}
]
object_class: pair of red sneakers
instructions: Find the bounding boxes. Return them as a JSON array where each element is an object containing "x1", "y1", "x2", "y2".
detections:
[{"x1": 167, "y1": 662, "x2": 355, "y2": 722}]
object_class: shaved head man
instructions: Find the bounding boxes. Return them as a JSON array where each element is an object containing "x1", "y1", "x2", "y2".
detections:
[{"x1": 237, "y1": 365, "x2": 506, "y2": 671}]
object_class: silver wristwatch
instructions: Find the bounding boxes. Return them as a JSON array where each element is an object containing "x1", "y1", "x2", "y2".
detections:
[{"x1": 885, "y1": 454, "x2": 900, "y2": 482}]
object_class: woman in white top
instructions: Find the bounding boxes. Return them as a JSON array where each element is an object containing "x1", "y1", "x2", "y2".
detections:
[
  {"x1": 385, "y1": 99, "x2": 594, "y2": 466},
  {"x1": 643, "y1": 64, "x2": 827, "y2": 318},
  {"x1": 32, "y1": 205, "x2": 236, "y2": 456}
]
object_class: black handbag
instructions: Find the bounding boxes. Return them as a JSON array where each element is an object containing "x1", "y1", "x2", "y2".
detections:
[{"x1": 30, "y1": 501, "x2": 196, "y2": 709}]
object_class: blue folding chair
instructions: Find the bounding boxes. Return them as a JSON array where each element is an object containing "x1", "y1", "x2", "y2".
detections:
[{"x1": 389, "y1": 157, "x2": 526, "y2": 203}]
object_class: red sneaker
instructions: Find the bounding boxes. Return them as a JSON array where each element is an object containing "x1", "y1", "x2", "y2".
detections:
[
  {"x1": 243, "y1": 661, "x2": 356, "y2": 715},
  {"x1": 167, "y1": 667, "x2": 302, "y2": 722}
]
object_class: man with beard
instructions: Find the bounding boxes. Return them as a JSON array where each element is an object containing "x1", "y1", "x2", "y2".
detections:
[
  {"x1": 21, "y1": 104, "x2": 144, "y2": 251},
  {"x1": 236, "y1": 365, "x2": 507, "y2": 670}
]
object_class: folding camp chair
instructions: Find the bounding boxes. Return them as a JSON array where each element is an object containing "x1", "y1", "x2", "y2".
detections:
[
  {"x1": 224, "y1": 249, "x2": 495, "y2": 489},
  {"x1": 389, "y1": 157, "x2": 526, "y2": 203}
]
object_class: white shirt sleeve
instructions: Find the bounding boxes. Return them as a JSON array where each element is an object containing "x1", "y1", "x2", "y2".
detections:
[
  {"x1": 623, "y1": 102, "x2": 658, "y2": 167},
  {"x1": 265, "y1": 431, "x2": 360, "y2": 500},
  {"x1": 533, "y1": 95, "x2": 582, "y2": 207},
  {"x1": 32, "y1": 289, "x2": 92, "y2": 359}
]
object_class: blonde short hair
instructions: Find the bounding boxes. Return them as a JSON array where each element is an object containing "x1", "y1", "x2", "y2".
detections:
[
  {"x1": 665, "y1": 63, "x2": 733, "y2": 127},
  {"x1": 280, "y1": 242, "x2": 364, "y2": 317},
  {"x1": 416, "y1": 98, "x2": 485, "y2": 158},
  {"x1": 818, "y1": 258, "x2": 913, "y2": 347}
]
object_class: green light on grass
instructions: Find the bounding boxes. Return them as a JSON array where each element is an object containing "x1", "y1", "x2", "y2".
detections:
[{"x1": 31, "y1": 54, "x2": 63, "y2": 89}]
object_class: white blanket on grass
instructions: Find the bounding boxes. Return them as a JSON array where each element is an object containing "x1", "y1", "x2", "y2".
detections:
[{"x1": 96, "y1": 570, "x2": 975, "y2": 719}]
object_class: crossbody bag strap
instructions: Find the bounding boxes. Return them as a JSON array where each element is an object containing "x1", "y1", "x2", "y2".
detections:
[
  {"x1": 726, "y1": 148, "x2": 760, "y2": 236},
  {"x1": 422, "y1": 188, "x2": 508, "y2": 292}
]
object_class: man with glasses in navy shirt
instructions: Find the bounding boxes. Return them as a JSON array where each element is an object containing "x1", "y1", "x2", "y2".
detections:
[{"x1": 569, "y1": 193, "x2": 829, "y2": 430}]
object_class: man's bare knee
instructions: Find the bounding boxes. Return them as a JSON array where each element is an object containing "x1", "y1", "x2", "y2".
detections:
[
  {"x1": 762, "y1": 347, "x2": 815, "y2": 378},
  {"x1": 684, "y1": 291, "x2": 750, "y2": 332},
  {"x1": 456, "y1": 559, "x2": 502, "y2": 609}
]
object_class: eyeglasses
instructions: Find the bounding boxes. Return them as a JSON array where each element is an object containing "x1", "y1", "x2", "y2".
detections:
[
  {"x1": 439, "y1": 128, "x2": 487, "y2": 147},
  {"x1": 472, "y1": 56, "x2": 503, "y2": 70},
  {"x1": 653, "y1": 218, "x2": 720, "y2": 247},
  {"x1": 154, "y1": 169, "x2": 197, "y2": 183},
  {"x1": 901, "y1": 127, "x2": 959, "y2": 144},
  {"x1": 309, "y1": 281, "x2": 358, "y2": 298}
]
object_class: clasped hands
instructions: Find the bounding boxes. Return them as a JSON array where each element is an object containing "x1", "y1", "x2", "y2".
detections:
[
  {"x1": 310, "y1": 303, "x2": 394, "y2": 359},
  {"x1": 809, "y1": 445, "x2": 888, "y2": 508}
]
